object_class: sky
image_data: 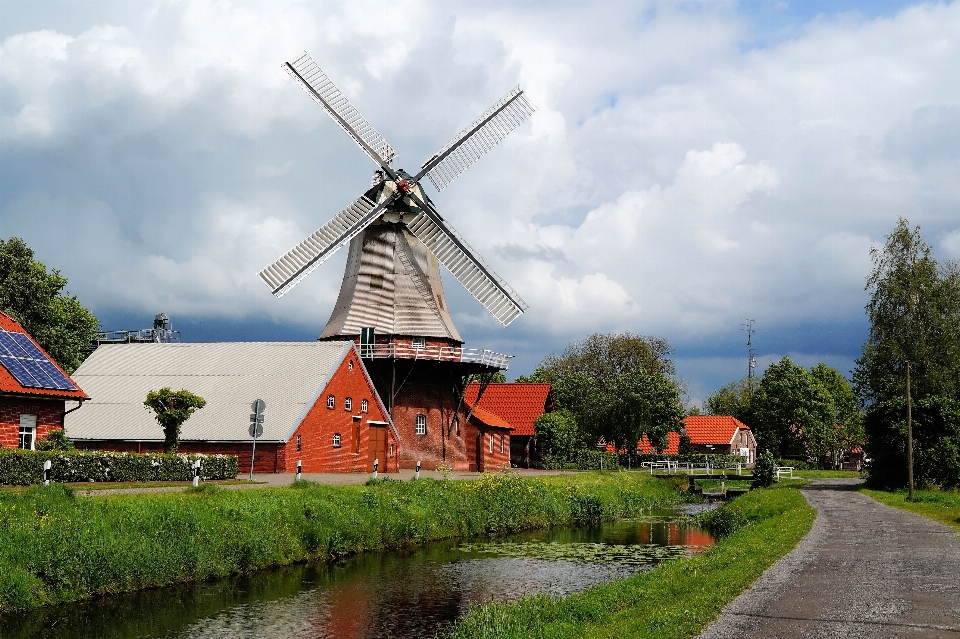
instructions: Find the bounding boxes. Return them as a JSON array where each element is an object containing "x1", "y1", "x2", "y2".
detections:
[{"x1": 2, "y1": 0, "x2": 959, "y2": 407}]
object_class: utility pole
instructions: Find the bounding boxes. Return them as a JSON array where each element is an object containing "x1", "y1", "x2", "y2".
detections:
[
  {"x1": 906, "y1": 361, "x2": 914, "y2": 501},
  {"x1": 742, "y1": 319, "x2": 757, "y2": 390}
]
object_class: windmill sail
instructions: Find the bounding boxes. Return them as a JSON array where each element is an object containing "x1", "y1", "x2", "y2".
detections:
[
  {"x1": 259, "y1": 195, "x2": 388, "y2": 297},
  {"x1": 285, "y1": 52, "x2": 396, "y2": 167},
  {"x1": 417, "y1": 86, "x2": 536, "y2": 192},
  {"x1": 405, "y1": 211, "x2": 528, "y2": 326}
]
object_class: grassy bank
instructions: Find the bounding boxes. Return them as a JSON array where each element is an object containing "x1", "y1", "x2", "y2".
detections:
[
  {"x1": 448, "y1": 484, "x2": 815, "y2": 639},
  {"x1": 792, "y1": 470, "x2": 861, "y2": 479},
  {"x1": 0, "y1": 471, "x2": 691, "y2": 613},
  {"x1": 860, "y1": 487, "x2": 960, "y2": 535}
]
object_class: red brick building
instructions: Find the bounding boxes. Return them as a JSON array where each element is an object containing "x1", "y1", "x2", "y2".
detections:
[
  {"x1": 65, "y1": 341, "x2": 398, "y2": 473},
  {"x1": 638, "y1": 415, "x2": 756, "y2": 465},
  {"x1": 464, "y1": 382, "x2": 553, "y2": 468},
  {"x1": 0, "y1": 311, "x2": 88, "y2": 449}
]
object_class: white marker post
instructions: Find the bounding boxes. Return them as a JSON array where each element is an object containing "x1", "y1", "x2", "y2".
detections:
[
  {"x1": 193, "y1": 459, "x2": 201, "y2": 488},
  {"x1": 296, "y1": 460, "x2": 302, "y2": 481},
  {"x1": 43, "y1": 460, "x2": 51, "y2": 486},
  {"x1": 372, "y1": 458, "x2": 379, "y2": 480},
  {"x1": 415, "y1": 460, "x2": 421, "y2": 480},
  {"x1": 249, "y1": 399, "x2": 266, "y2": 481}
]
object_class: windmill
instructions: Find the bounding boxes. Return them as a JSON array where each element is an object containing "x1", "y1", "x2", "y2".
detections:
[
  {"x1": 258, "y1": 52, "x2": 537, "y2": 471},
  {"x1": 258, "y1": 52, "x2": 534, "y2": 339}
]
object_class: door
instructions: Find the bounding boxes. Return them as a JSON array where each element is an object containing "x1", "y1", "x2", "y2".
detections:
[{"x1": 367, "y1": 424, "x2": 387, "y2": 472}]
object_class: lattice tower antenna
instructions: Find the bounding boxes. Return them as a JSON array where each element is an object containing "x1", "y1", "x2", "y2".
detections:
[{"x1": 742, "y1": 318, "x2": 757, "y2": 389}]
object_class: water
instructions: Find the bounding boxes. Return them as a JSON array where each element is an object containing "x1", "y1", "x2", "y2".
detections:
[{"x1": 6, "y1": 512, "x2": 713, "y2": 639}]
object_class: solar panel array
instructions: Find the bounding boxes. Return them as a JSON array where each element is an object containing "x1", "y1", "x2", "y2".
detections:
[{"x1": 0, "y1": 329, "x2": 77, "y2": 391}]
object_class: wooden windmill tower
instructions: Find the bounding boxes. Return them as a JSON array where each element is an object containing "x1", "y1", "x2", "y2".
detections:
[{"x1": 259, "y1": 52, "x2": 535, "y2": 470}]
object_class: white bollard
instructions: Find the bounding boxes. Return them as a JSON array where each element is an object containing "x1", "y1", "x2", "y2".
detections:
[
  {"x1": 192, "y1": 459, "x2": 201, "y2": 487},
  {"x1": 296, "y1": 459, "x2": 302, "y2": 481},
  {"x1": 415, "y1": 460, "x2": 421, "y2": 480},
  {"x1": 372, "y1": 458, "x2": 379, "y2": 479},
  {"x1": 43, "y1": 460, "x2": 51, "y2": 486}
]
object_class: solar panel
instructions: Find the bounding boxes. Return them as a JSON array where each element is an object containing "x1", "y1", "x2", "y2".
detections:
[{"x1": 0, "y1": 329, "x2": 77, "y2": 391}]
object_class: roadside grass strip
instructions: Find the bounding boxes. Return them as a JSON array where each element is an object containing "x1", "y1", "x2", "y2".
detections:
[
  {"x1": 860, "y1": 487, "x2": 960, "y2": 535},
  {"x1": 792, "y1": 470, "x2": 862, "y2": 479},
  {"x1": 0, "y1": 471, "x2": 693, "y2": 613},
  {"x1": 447, "y1": 484, "x2": 815, "y2": 639}
]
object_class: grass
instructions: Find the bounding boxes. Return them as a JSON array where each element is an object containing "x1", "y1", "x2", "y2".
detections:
[
  {"x1": 447, "y1": 484, "x2": 815, "y2": 639},
  {"x1": 0, "y1": 480, "x2": 260, "y2": 493},
  {"x1": 792, "y1": 470, "x2": 861, "y2": 479},
  {"x1": 0, "y1": 471, "x2": 694, "y2": 613},
  {"x1": 860, "y1": 487, "x2": 960, "y2": 535}
]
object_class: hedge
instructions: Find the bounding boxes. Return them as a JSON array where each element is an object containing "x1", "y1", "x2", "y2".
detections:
[
  {"x1": 633, "y1": 453, "x2": 749, "y2": 468},
  {"x1": 0, "y1": 449, "x2": 238, "y2": 485}
]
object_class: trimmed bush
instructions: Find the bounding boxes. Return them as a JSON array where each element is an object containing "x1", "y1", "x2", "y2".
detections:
[
  {"x1": 0, "y1": 449, "x2": 237, "y2": 485},
  {"x1": 634, "y1": 453, "x2": 748, "y2": 468}
]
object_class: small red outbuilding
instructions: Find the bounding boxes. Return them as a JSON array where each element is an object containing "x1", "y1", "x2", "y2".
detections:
[
  {"x1": 0, "y1": 311, "x2": 88, "y2": 450},
  {"x1": 66, "y1": 341, "x2": 398, "y2": 473}
]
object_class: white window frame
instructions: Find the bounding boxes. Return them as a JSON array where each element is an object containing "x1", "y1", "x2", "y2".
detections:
[
  {"x1": 415, "y1": 414, "x2": 426, "y2": 435},
  {"x1": 19, "y1": 414, "x2": 37, "y2": 450},
  {"x1": 412, "y1": 336, "x2": 426, "y2": 349},
  {"x1": 344, "y1": 397, "x2": 353, "y2": 412},
  {"x1": 333, "y1": 433, "x2": 342, "y2": 448},
  {"x1": 296, "y1": 434, "x2": 302, "y2": 451},
  {"x1": 327, "y1": 395, "x2": 335, "y2": 409},
  {"x1": 489, "y1": 433, "x2": 494, "y2": 454},
  {"x1": 500, "y1": 434, "x2": 505, "y2": 455},
  {"x1": 361, "y1": 399, "x2": 369, "y2": 414},
  {"x1": 348, "y1": 360, "x2": 354, "y2": 371}
]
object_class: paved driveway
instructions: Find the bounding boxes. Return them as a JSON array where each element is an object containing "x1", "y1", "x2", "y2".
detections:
[{"x1": 698, "y1": 478, "x2": 960, "y2": 638}]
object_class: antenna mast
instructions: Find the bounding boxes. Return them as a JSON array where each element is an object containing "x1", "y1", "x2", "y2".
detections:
[{"x1": 742, "y1": 319, "x2": 756, "y2": 389}]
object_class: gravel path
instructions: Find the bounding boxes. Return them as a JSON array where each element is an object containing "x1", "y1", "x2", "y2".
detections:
[{"x1": 697, "y1": 478, "x2": 960, "y2": 638}]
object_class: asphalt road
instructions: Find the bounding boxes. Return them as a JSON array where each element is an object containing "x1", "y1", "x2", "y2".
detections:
[{"x1": 697, "y1": 478, "x2": 960, "y2": 638}]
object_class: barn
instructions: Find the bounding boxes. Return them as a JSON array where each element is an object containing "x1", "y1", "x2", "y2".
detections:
[
  {"x1": 464, "y1": 382, "x2": 554, "y2": 468},
  {"x1": 0, "y1": 311, "x2": 88, "y2": 449},
  {"x1": 65, "y1": 341, "x2": 399, "y2": 473}
]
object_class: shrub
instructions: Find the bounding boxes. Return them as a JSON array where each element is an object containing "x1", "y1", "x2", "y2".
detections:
[
  {"x1": 0, "y1": 449, "x2": 237, "y2": 485},
  {"x1": 35, "y1": 429, "x2": 74, "y2": 451},
  {"x1": 634, "y1": 453, "x2": 748, "y2": 468},
  {"x1": 570, "y1": 450, "x2": 620, "y2": 471},
  {"x1": 753, "y1": 450, "x2": 776, "y2": 487}
]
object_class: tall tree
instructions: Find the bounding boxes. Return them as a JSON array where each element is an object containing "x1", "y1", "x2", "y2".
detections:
[
  {"x1": 0, "y1": 237, "x2": 100, "y2": 374},
  {"x1": 809, "y1": 363, "x2": 865, "y2": 468},
  {"x1": 703, "y1": 377, "x2": 754, "y2": 422}
]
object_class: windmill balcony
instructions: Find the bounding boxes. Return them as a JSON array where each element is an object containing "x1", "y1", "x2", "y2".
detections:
[{"x1": 359, "y1": 341, "x2": 512, "y2": 370}]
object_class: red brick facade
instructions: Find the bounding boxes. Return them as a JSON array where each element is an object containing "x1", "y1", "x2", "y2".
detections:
[
  {"x1": 466, "y1": 427, "x2": 511, "y2": 472},
  {"x1": 0, "y1": 397, "x2": 68, "y2": 449}
]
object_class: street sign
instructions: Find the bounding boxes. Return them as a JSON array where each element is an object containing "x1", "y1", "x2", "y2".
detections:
[
  {"x1": 249, "y1": 399, "x2": 266, "y2": 481},
  {"x1": 249, "y1": 423, "x2": 264, "y2": 438},
  {"x1": 250, "y1": 413, "x2": 264, "y2": 423},
  {"x1": 251, "y1": 399, "x2": 266, "y2": 413}
]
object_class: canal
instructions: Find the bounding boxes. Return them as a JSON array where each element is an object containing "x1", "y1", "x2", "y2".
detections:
[{"x1": 6, "y1": 507, "x2": 714, "y2": 639}]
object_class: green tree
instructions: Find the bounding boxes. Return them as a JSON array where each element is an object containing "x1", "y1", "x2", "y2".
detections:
[
  {"x1": 0, "y1": 237, "x2": 100, "y2": 374},
  {"x1": 36, "y1": 428, "x2": 75, "y2": 451},
  {"x1": 533, "y1": 409, "x2": 581, "y2": 463},
  {"x1": 144, "y1": 388, "x2": 207, "y2": 453},
  {"x1": 703, "y1": 377, "x2": 754, "y2": 422},
  {"x1": 809, "y1": 363, "x2": 865, "y2": 468},
  {"x1": 605, "y1": 368, "x2": 686, "y2": 453},
  {"x1": 749, "y1": 357, "x2": 835, "y2": 463}
]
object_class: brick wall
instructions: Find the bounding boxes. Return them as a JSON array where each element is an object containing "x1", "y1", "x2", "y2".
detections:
[
  {"x1": 464, "y1": 423, "x2": 511, "y2": 472},
  {"x1": 0, "y1": 397, "x2": 66, "y2": 449},
  {"x1": 285, "y1": 350, "x2": 398, "y2": 474},
  {"x1": 391, "y1": 375, "x2": 469, "y2": 470}
]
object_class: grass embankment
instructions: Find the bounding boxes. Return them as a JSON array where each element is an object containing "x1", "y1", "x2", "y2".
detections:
[
  {"x1": 0, "y1": 471, "x2": 691, "y2": 613},
  {"x1": 448, "y1": 484, "x2": 815, "y2": 639},
  {"x1": 860, "y1": 487, "x2": 960, "y2": 535},
  {"x1": 792, "y1": 470, "x2": 861, "y2": 479}
]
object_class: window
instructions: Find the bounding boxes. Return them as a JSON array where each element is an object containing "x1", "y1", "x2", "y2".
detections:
[
  {"x1": 354, "y1": 418, "x2": 362, "y2": 453},
  {"x1": 369, "y1": 274, "x2": 384, "y2": 289},
  {"x1": 389, "y1": 443, "x2": 394, "y2": 457},
  {"x1": 489, "y1": 433, "x2": 494, "y2": 454},
  {"x1": 415, "y1": 414, "x2": 426, "y2": 435},
  {"x1": 348, "y1": 360, "x2": 354, "y2": 371},
  {"x1": 412, "y1": 336, "x2": 426, "y2": 349},
  {"x1": 18, "y1": 414, "x2": 36, "y2": 450},
  {"x1": 361, "y1": 399, "x2": 368, "y2": 413},
  {"x1": 296, "y1": 434, "x2": 302, "y2": 451},
  {"x1": 333, "y1": 433, "x2": 341, "y2": 448},
  {"x1": 344, "y1": 397, "x2": 353, "y2": 411},
  {"x1": 327, "y1": 395, "x2": 335, "y2": 409},
  {"x1": 500, "y1": 434, "x2": 505, "y2": 455}
]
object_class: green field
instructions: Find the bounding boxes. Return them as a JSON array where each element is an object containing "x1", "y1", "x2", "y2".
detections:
[
  {"x1": 0, "y1": 471, "x2": 693, "y2": 613},
  {"x1": 861, "y1": 487, "x2": 960, "y2": 535},
  {"x1": 448, "y1": 484, "x2": 815, "y2": 639}
]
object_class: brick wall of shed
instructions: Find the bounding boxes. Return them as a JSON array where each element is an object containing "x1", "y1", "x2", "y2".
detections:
[
  {"x1": 0, "y1": 397, "x2": 65, "y2": 449},
  {"x1": 464, "y1": 424, "x2": 511, "y2": 472},
  {"x1": 285, "y1": 350, "x2": 398, "y2": 474},
  {"x1": 391, "y1": 376, "x2": 469, "y2": 471}
]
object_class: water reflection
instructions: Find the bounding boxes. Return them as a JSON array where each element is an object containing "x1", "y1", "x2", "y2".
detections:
[{"x1": 4, "y1": 516, "x2": 713, "y2": 639}]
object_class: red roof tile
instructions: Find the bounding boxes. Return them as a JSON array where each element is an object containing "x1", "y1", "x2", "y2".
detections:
[
  {"x1": 464, "y1": 383, "x2": 552, "y2": 436},
  {"x1": 469, "y1": 406, "x2": 513, "y2": 430},
  {"x1": 0, "y1": 311, "x2": 88, "y2": 400},
  {"x1": 637, "y1": 416, "x2": 750, "y2": 454}
]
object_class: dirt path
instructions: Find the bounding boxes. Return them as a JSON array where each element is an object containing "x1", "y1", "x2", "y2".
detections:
[{"x1": 697, "y1": 478, "x2": 960, "y2": 638}]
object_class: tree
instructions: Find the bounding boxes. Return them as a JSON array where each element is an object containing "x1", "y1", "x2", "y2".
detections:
[
  {"x1": 36, "y1": 428, "x2": 74, "y2": 451},
  {"x1": 855, "y1": 219, "x2": 960, "y2": 490},
  {"x1": 809, "y1": 363, "x2": 865, "y2": 469},
  {"x1": 144, "y1": 388, "x2": 207, "y2": 453},
  {"x1": 605, "y1": 368, "x2": 686, "y2": 453},
  {"x1": 748, "y1": 357, "x2": 835, "y2": 463},
  {"x1": 703, "y1": 378, "x2": 754, "y2": 422},
  {"x1": 0, "y1": 237, "x2": 100, "y2": 374},
  {"x1": 533, "y1": 409, "x2": 581, "y2": 463}
]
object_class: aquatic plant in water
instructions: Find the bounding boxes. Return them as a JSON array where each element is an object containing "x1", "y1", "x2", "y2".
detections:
[{"x1": 458, "y1": 541, "x2": 709, "y2": 566}]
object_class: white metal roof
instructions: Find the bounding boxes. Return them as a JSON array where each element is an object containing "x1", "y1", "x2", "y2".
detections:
[{"x1": 65, "y1": 341, "x2": 355, "y2": 443}]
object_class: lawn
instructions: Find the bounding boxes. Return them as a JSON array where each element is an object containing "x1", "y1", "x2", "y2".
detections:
[{"x1": 860, "y1": 487, "x2": 960, "y2": 535}]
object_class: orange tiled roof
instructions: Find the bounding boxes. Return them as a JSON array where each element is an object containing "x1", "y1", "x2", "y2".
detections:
[
  {"x1": 0, "y1": 311, "x2": 88, "y2": 400},
  {"x1": 469, "y1": 406, "x2": 513, "y2": 430},
  {"x1": 637, "y1": 416, "x2": 750, "y2": 454},
  {"x1": 464, "y1": 382, "x2": 552, "y2": 436}
]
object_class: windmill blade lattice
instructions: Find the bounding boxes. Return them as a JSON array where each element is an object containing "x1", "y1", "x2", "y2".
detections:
[
  {"x1": 259, "y1": 195, "x2": 389, "y2": 297},
  {"x1": 405, "y1": 211, "x2": 528, "y2": 326},
  {"x1": 285, "y1": 52, "x2": 397, "y2": 167},
  {"x1": 418, "y1": 86, "x2": 536, "y2": 192}
]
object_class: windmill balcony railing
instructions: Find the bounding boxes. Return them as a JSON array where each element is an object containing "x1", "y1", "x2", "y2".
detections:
[{"x1": 360, "y1": 343, "x2": 512, "y2": 370}]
